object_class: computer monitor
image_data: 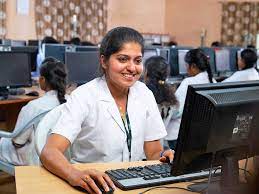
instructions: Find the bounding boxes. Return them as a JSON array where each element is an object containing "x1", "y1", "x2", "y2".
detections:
[
  {"x1": 169, "y1": 47, "x2": 193, "y2": 77},
  {"x1": 11, "y1": 46, "x2": 38, "y2": 72},
  {"x1": 28, "y1": 40, "x2": 39, "y2": 46},
  {"x1": 177, "y1": 49, "x2": 189, "y2": 75},
  {"x1": 142, "y1": 48, "x2": 158, "y2": 67},
  {"x1": 65, "y1": 51, "x2": 100, "y2": 85},
  {"x1": 75, "y1": 46, "x2": 99, "y2": 52},
  {"x1": 0, "y1": 52, "x2": 31, "y2": 98},
  {"x1": 172, "y1": 81, "x2": 259, "y2": 193},
  {"x1": 157, "y1": 48, "x2": 170, "y2": 63},
  {"x1": 11, "y1": 40, "x2": 26, "y2": 47},
  {"x1": 215, "y1": 48, "x2": 231, "y2": 73},
  {"x1": 43, "y1": 44, "x2": 74, "y2": 63}
]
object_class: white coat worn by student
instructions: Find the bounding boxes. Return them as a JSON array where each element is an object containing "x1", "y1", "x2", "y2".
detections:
[
  {"x1": 52, "y1": 77, "x2": 166, "y2": 162},
  {"x1": 0, "y1": 91, "x2": 60, "y2": 165},
  {"x1": 223, "y1": 68, "x2": 259, "y2": 82}
]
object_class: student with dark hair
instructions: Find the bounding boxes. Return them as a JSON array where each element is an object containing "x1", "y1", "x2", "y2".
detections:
[
  {"x1": 40, "y1": 27, "x2": 174, "y2": 194},
  {"x1": 144, "y1": 56, "x2": 179, "y2": 147},
  {"x1": 0, "y1": 57, "x2": 67, "y2": 165},
  {"x1": 223, "y1": 48, "x2": 259, "y2": 82},
  {"x1": 167, "y1": 48, "x2": 216, "y2": 149},
  {"x1": 70, "y1": 37, "x2": 81, "y2": 45}
]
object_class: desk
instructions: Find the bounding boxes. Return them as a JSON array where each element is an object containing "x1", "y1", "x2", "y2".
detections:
[{"x1": 15, "y1": 160, "x2": 254, "y2": 194}]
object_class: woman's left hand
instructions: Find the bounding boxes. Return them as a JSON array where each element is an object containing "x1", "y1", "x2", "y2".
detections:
[{"x1": 159, "y1": 149, "x2": 174, "y2": 163}]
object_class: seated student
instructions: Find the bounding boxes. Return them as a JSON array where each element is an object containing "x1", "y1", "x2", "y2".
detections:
[
  {"x1": 0, "y1": 57, "x2": 67, "y2": 165},
  {"x1": 223, "y1": 48, "x2": 259, "y2": 82},
  {"x1": 144, "y1": 56, "x2": 179, "y2": 148},
  {"x1": 40, "y1": 27, "x2": 174, "y2": 194},
  {"x1": 167, "y1": 49, "x2": 216, "y2": 150}
]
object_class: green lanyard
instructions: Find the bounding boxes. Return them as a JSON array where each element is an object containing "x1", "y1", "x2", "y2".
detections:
[{"x1": 121, "y1": 111, "x2": 132, "y2": 161}]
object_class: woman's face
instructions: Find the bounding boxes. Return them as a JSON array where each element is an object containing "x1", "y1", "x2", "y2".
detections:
[{"x1": 101, "y1": 42, "x2": 143, "y2": 91}]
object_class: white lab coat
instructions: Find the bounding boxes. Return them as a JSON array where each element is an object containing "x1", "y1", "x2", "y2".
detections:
[
  {"x1": 52, "y1": 77, "x2": 167, "y2": 163},
  {"x1": 165, "y1": 71, "x2": 216, "y2": 141},
  {"x1": 222, "y1": 68, "x2": 259, "y2": 82},
  {"x1": 0, "y1": 90, "x2": 60, "y2": 165}
]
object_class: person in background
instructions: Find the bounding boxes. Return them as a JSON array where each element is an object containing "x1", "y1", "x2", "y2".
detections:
[
  {"x1": 167, "y1": 48, "x2": 216, "y2": 150},
  {"x1": 70, "y1": 37, "x2": 81, "y2": 45},
  {"x1": 0, "y1": 57, "x2": 67, "y2": 165},
  {"x1": 211, "y1": 41, "x2": 222, "y2": 47},
  {"x1": 144, "y1": 56, "x2": 179, "y2": 148},
  {"x1": 40, "y1": 27, "x2": 174, "y2": 194},
  {"x1": 35, "y1": 36, "x2": 59, "y2": 77},
  {"x1": 223, "y1": 48, "x2": 259, "y2": 82}
]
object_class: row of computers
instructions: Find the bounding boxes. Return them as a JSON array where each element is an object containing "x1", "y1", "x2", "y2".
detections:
[{"x1": 0, "y1": 44, "x2": 258, "y2": 96}]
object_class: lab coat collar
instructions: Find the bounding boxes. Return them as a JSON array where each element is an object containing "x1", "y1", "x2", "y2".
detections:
[{"x1": 98, "y1": 76, "x2": 138, "y2": 134}]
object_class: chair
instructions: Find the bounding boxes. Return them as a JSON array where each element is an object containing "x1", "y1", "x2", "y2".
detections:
[
  {"x1": 0, "y1": 110, "x2": 50, "y2": 175},
  {"x1": 35, "y1": 105, "x2": 71, "y2": 162}
]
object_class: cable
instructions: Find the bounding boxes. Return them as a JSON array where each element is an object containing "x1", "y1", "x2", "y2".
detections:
[{"x1": 138, "y1": 185, "x2": 196, "y2": 194}]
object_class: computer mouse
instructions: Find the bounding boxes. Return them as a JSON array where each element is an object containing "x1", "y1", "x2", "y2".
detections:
[
  {"x1": 74, "y1": 184, "x2": 114, "y2": 194},
  {"x1": 26, "y1": 91, "x2": 39, "y2": 96}
]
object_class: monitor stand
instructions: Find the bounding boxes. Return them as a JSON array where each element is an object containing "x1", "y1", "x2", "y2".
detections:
[
  {"x1": 188, "y1": 155, "x2": 250, "y2": 194},
  {"x1": 0, "y1": 87, "x2": 9, "y2": 100}
]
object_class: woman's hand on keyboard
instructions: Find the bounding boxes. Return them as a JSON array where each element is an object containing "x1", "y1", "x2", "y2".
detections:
[
  {"x1": 67, "y1": 168, "x2": 115, "y2": 194},
  {"x1": 159, "y1": 149, "x2": 174, "y2": 164}
]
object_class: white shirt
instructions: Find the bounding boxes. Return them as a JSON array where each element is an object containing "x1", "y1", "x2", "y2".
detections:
[
  {"x1": 222, "y1": 68, "x2": 259, "y2": 83},
  {"x1": 165, "y1": 72, "x2": 216, "y2": 140},
  {"x1": 0, "y1": 90, "x2": 60, "y2": 165},
  {"x1": 52, "y1": 77, "x2": 166, "y2": 163}
]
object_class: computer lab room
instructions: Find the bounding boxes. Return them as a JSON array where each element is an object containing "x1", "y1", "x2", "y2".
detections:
[{"x1": 0, "y1": 0, "x2": 259, "y2": 194}]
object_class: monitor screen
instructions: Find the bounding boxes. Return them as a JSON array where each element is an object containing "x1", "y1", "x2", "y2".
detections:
[
  {"x1": 65, "y1": 51, "x2": 100, "y2": 85},
  {"x1": 158, "y1": 48, "x2": 170, "y2": 63},
  {"x1": 142, "y1": 49, "x2": 158, "y2": 66},
  {"x1": 43, "y1": 44, "x2": 69, "y2": 63},
  {"x1": 172, "y1": 81, "x2": 259, "y2": 191},
  {"x1": 0, "y1": 52, "x2": 31, "y2": 87},
  {"x1": 178, "y1": 49, "x2": 189, "y2": 75},
  {"x1": 215, "y1": 49, "x2": 231, "y2": 72},
  {"x1": 11, "y1": 46, "x2": 38, "y2": 71}
]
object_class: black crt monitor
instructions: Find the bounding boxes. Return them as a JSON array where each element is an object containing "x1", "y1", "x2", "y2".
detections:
[
  {"x1": 157, "y1": 48, "x2": 170, "y2": 64},
  {"x1": 11, "y1": 46, "x2": 38, "y2": 72},
  {"x1": 11, "y1": 40, "x2": 26, "y2": 46},
  {"x1": 43, "y1": 44, "x2": 73, "y2": 63},
  {"x1": 172, "y1": 81, "x2": 259, "y2": 193},
  {"x1": 0, "y1": 52, "x2": 31, "y2": 98},
  {"x1": 169, "y1": 47, "x2": 193, "y2": 77},
  {"x1": 75, "y1": 45, "x2": 99, "y2": 52},
  {"x1": 142, "y1": 48, "x2": 158, "y2": 67},
  {"x1": 215, "y1": 48, "x2": 232, "y2": 76},
  {"x1": 200, "y1": 47, "x2": 217, "y2": 76},
  {"x1": 28, "y1": 40, "x2": 39, "y2": 46},
  {"x1": 65, "y1": 51, "x2": 100, "y2": 85},
  {"x1": 177, "y1": 49, "x2": 189, "y2": 75}
]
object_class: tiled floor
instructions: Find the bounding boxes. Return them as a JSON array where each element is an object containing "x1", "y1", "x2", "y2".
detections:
[{"x1": 0, "y1": 171, "x2": 16, "y2": 194}]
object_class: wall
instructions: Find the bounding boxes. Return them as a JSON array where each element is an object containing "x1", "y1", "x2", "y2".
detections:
[
  {"x1": 165, "y1": 0, "x2": 222, "y2": 47},
  {"x1": 5, "y1": 0, "x2": 252, "y2": 46},
  {"x1": 6, "y1": 0, "x2": 36, "y2": 40},
  {"x1": 107, "y1": 0, "x2": 166, "y2": 33}
]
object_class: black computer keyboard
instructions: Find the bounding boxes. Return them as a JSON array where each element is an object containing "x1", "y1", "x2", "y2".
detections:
[{"x1": 105, "y1": 163, "x2": 221, "y2": 190}]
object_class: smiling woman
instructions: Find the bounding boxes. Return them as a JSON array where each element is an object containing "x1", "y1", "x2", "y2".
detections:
[{"x1": 40, "y1": 26, "x2": 174, "y2": 194}]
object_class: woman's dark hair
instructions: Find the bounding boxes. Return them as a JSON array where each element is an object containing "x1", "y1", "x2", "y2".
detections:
[
  {"x1": 145, "y1": 56, "x2": 178, "y2": 106},
  {"x1": 240, "y1": 48, "x2": 257, "y2": 70},
  {"x1": 99, "y1": 26, "x2": 144, "y2": 75},
  {"x1": 40, "y1": 57, "x2": 67, "y2": 104},
  {"x1": 185, "y1": 48, "x2": 213, "y2": 83}
]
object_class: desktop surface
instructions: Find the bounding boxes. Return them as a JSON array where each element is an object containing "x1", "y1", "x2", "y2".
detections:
[{"x1": 15, "y1": 160, "x2": 253, "y2": 194}]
